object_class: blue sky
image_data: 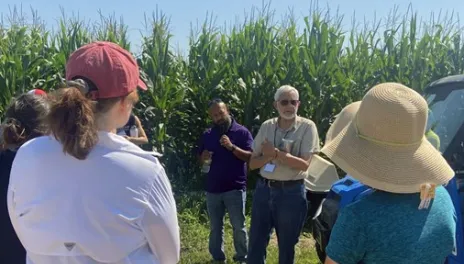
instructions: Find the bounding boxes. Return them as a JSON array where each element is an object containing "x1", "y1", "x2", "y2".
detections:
[{"x1": 1, "y1": 0, "x2": 463, "y2": 55}]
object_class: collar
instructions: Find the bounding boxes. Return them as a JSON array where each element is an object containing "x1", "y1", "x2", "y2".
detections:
[
  {"x1": 229, "y1": 118, "x2": 240, "y2": 132},
  {"x1": 96, "y1": 131, "x2": 162, "y2": 160},
  {"x1": 275, "y1": 116, "x2": 300, "y2": 131}
]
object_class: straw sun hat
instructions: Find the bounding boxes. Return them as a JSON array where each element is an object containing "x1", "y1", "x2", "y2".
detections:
[
  {"x1": 321, "y1": 82, "x2": 454, "y2": 194},
  {"x1": 304, "y1": 101, "x2": 361, "y2": 192},
  {"x1": 325, "y1": 101, "x2": 361, "y2": 145}
]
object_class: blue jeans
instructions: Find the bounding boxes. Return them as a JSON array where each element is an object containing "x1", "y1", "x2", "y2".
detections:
[
  {"x1": 247, "y1": 178, "x2": 308, "y2": 264},
  {"x1": 206, "y1": 189, "x2": 248, "y2": 261}
]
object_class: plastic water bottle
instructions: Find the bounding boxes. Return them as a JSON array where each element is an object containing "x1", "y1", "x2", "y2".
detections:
[
  {"x1": 130, "y1": 126, "x2": 139, "y2": 137},
  {"x1": 202, "y1": 152, "x2": 213, "y2": 173}
]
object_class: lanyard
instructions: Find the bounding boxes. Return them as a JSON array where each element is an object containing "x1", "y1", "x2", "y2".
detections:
[{"x1": 274, "y1": 126, "x2": 291, "y2": 148}]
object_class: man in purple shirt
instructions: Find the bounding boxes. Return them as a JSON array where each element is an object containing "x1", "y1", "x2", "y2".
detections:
[{"x1": 198, "y1": 99, "x2": 253, "y2": 263}]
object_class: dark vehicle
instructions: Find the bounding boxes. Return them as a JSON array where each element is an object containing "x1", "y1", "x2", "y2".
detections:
[
  {"x1": 309, "y1": 75, "x2": 464, "y2": 264},
  {"x1": 425, "y1": 75, "x2": 464, "y2": 264}
]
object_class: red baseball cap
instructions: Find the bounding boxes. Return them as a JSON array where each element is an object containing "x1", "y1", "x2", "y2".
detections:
[
  {"x1": 65, "y1": 41, "x2": 147, "y2": 99},
  {"x1": 28, "y1": 89, "x2": 47, "y2": 97}
]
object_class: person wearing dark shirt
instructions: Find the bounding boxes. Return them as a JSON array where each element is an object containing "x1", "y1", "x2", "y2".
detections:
[
  {"x1": 198, "y1": 99, "x2": 253, "y2": 263},
  {"x1": 116, "y1": 113, "x2": 149, "y2": 145},
  {"x1": 0, "y1": 93, "x2": 49, "y2": 264}
]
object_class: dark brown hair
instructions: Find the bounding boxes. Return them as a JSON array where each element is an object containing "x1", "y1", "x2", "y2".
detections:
[
  {"x1": 2, "y1": 93, "x2": 49, "y2": 148},
  {"x1": 47, "y1": 79, "x2": 138, "y2": 160}
]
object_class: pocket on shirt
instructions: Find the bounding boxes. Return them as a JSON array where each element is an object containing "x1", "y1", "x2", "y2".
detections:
[{"x1": 289, "y1": 138, "x2": 301, "y2": 156}]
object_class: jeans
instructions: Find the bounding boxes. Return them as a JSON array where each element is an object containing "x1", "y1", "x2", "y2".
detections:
[
  {"x1": 207, "y1": 189, "x2": 248, "y2": 261},
  {"x1": 247, "y1": 178, "x2": 308, "y2": 264}
]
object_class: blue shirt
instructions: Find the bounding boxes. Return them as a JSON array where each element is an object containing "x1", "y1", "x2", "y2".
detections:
[
  {"x1": 198, "y1": 119, "x2": 253, "y2": 193},
  {"x1": 326, "y1": 186, "x2": 456, "y2": 264}
]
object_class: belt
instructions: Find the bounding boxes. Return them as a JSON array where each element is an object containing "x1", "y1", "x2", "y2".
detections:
[{"x1": 260, "y1": 177, "x2": 304, "y2": 188}]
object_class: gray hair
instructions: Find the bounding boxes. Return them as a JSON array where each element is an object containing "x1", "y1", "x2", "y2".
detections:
[{"x1": 274, "y1": 85, "x2": 299, "y2": 101}]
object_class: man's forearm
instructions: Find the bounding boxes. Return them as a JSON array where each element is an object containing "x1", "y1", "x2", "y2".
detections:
[
  {"x1": 276, "y1": 151, "x2": 312, "y2": 171},
  {"x1": 249, "y1": 155, "x2": 273, "y2": 170},
  {"x1": 231, "y1": 146, "x2": 252, "y2": 162}
]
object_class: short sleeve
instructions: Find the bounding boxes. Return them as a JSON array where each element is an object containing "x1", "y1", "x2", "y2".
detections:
[
  {"x1": 252, "y1": 124, "x2": 266, "y2": 157},
  {"x1": 300, "y1": 122, "x2": 320, "y2": 155},
  {"x1": 237, "y1": 129, "x2": 253, "y2": 151},
  {"x1": 326, "y1": 206, "x2": 366, "y2": 264}
]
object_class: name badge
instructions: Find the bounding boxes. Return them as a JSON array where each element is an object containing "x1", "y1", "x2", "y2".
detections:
[{"x1": 264, "y1": 163, "x2": 276, "y2": 173}]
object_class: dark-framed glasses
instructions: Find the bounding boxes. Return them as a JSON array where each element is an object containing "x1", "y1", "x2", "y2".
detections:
[{"x1": 279, "y1": 100, "x2": 299, "y2": 106}]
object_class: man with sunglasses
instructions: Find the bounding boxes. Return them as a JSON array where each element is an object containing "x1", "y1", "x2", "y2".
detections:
[
  {"x1": 197, "y1": 99, "x2": 254, "y2": 263},
  {"x1": 247, "y1": 85, "x2": 320, "y2": 264}
]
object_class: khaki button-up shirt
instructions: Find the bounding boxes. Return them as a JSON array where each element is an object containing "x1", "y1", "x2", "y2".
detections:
[{"x1": 252, "y1": 116, "x2": 320, "y2": 181}]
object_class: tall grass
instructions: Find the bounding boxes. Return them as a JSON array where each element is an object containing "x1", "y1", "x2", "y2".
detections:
[{"x1": 0, "y1": 4, "x2": 463, "y2": 190}]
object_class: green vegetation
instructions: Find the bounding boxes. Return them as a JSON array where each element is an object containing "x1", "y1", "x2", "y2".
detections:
[{"x1": 1, "y1": 3, "x2": 463, "y2": 263}]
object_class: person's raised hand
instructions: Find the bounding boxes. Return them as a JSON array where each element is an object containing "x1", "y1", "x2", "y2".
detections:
[{"x1": 262, "y1": 138, "x2": 276, "y2": 158}]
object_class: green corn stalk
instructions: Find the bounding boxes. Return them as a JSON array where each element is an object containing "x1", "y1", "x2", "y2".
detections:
[{"x1": 1, "y1": 4, "x2": 464, "y2": 190}]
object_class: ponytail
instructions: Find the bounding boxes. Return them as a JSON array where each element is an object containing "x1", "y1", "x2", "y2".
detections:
[
  {"x1": 48, "y1": 83, "x2": 98, "y2": 160},
  {"x1": 48, "y1": 78, "x2": 139, "y2": 160}
]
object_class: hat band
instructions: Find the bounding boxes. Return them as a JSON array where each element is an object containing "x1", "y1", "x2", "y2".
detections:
[{"x1": 355, "y1": 122, "x2": 422, "y2": 147}]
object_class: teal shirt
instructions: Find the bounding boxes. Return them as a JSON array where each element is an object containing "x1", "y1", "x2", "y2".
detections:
[{"x1": 326, "y1": 186, "x2": 456, "y2": 264}]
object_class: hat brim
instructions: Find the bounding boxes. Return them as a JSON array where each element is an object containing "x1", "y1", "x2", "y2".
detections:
[
  {"x1": 324, "y1": 101, "x2": 361, "y2": 145},
  {"x1": 137, "y1": 78, "x2": 148, "y2": 91},
  {"x1": 321, "y1": 121, "x2": 454, "y2": 193}
]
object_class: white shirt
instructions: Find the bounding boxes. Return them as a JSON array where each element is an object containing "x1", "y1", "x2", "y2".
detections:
[{"x1": 7, "y1": 132, "x2": 180, "y2": 264}]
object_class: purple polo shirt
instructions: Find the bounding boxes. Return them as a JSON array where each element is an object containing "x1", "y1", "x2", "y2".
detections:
[{"x1": 198, "y1": 119, "x2": 253, "y2": 193}]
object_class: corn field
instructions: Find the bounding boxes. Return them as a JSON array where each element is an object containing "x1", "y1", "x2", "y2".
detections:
[{"x1": 1, "y1": 4, "x2": 464, "y2": 191}]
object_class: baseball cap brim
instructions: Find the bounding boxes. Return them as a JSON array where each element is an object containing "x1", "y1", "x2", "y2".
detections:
[{"x1": 138, "y1": 79, "x2": 147, "y2": 90}]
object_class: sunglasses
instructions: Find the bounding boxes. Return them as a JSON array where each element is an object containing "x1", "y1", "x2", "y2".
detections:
[{"x1": 279, "y1": 100, "x2": 299, "y2": 106}]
